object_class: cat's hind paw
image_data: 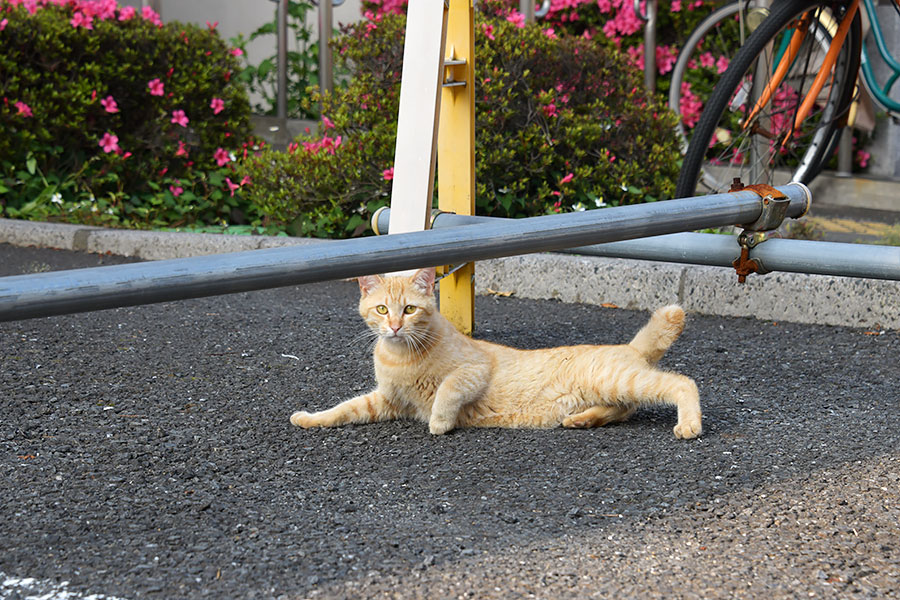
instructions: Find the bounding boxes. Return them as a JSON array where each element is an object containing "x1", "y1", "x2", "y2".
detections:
[{"x1": 673, "y1": 416, "x2": 702, "y2": 439}]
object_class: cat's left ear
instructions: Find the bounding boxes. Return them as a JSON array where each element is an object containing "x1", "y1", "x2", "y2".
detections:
[
  {"x1": 410, "y1": 268, "x2": 436, "y2": 295},
  {"x1": 358, "y1": 274, "x2": 383, "y2": 297}
]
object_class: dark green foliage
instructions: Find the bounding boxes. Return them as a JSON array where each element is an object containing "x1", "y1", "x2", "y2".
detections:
[
  {"x1": 240, "y1": 11, "x2": 681, "y2": 237},
  {"x1": 0, "y1": 2, "x2": 254, "y2": 227}
]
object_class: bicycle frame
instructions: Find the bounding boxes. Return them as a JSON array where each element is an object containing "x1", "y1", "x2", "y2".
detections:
[
  {"x1": 744, "y1": 0, "x2": 900, "y2": 138},
  {"x1": 742, "y1": 0, "x2": 861, "y2": 146},
  {"x1": 860, "y1": 0, "x2": 900, "y2": 113}
]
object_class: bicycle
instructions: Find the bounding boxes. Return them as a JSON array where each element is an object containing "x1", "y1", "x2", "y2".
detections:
[
  {"x1": 669, "y1": 1, "x2": 771, "y2": 151},
  {"x1": 675, "y1": 0, "x2": 900, "y2": 199}
]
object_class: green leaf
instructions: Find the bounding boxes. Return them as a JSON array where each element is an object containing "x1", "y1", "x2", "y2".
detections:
[
  {"x1": 257, "y1": 58, "x2": 274, "y2": 79},
  {"x1": 26, "y1": 157, "x2": 37, "y2": 175}
]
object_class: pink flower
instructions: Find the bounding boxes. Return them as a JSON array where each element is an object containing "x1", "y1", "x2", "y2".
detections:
[
  {"x1": 626, "y1": 45, "x2": 644, "y2": 71},
  {"x1": 210, "y1": 97, "x2": 225, "y2": 114},
  {"x1": 1, "y1": 18, "x2": 8, "y2": 31},
  {"x1": 321, "y1": 115, "x2": 335, "y2": 129},
  {"x1": 147, "y1": 78, "x2": 164, "y2": 96},
  {"x1": 656, "y1": 44, "x2": 678, "y2": 75},
  {"x1": 206, "y1": 20, "x2": 218, "y2": 31},
  {"x1": 70, "y1": 11, "x2": 93, "y2": 29},
  {"x1": 559, "y1": 172, "x2": 574, "y2": 185},
  {"x1": 481, "y1": 23, "x2": 495, "y2": 41},
  {"x1": 382, "y1": 167, "x2": 394, "y2": 181},
  {"x1": 543, "y1": 28, "x2": 557, "y2": 39},
  {"x1": 118, "y1": 6, "x2": 135, "y2": 20},
  {"x1": 224, "y1": 175, "x2": 251, "y2": 196},
  {"x1": 679, "y1": 82, "x2": 703, "y2": 128},
  {"x1": 716, "y1": 55, "x2": 730, "y2": 74},
  {"x1": 171, "y1": 109, "x2": 189, "y2": 127},
  {"x1": 169, "y1": 184, "x2": 184, "y2": 197},
  {"x1": 225, "y1": 177, "x2": 240, "y2": 196},
  {"x1": 213, "y1": 147, "x2": 231, "y2": 166},
  {"x1": 301, "y1": 135, "x2": 342, "y2": 156},
  {"x1": 141, "y1": 5, "x2": 162, "y2": 27},
  {"x1": 856, "y1": 149, "x2": 870, "y2": 169},
  {"x1": 89, "y1": 0, "x2": 119, "y2": 21},
  {"x1": 175, "y1": 140, "x2": 188, "y2": 157},
  {"x1": 506, "y1": 11, "x2": 525, "y2": 28},
  {"x1": 100, "y1": 95, "x2": 118, "y2": 113},
  {"x1": 231, "y1": 48, "x2": 243, "y2": 57},
  {"x1": 99, "y1": 132, "x2": 120, "y2": 154},
  {"x1": 287, "y1": 142, "x2": 299, "y2": 154},
  {"x1": 671, "y1": 0, "x2": 682, "y2": 11},
  {"x1": 699, "y1": 51, "x2": 715, "y2": 69},
  {"x1": 15, "y1": 101, "x2": 32, "y2": 118},
  {"x1": 542, "y1": 102, "x2": 559, "y2": 118}
]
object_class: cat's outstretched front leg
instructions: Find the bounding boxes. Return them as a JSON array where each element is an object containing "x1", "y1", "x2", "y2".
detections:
[
  {"x1": 290, "y1": 390, "x2": 400, "y2": 429},
  {"x1": 429, "y1": 365, "x2": 490, "y2": 435}
]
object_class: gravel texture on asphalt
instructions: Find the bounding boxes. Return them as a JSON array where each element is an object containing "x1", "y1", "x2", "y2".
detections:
[{"x1": 1, "y1": 244, "x2": 898, "y2": 599}]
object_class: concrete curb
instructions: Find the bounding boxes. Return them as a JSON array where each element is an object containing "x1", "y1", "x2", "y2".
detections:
[{"x1": 1, "y1": 218, "x2": 898, "y2": 329}]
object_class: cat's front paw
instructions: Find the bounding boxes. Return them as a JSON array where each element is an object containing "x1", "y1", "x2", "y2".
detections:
[
  {"x1": 290, "y1": 411, "x2": 317, "y2": 428},
  {"x1": 673, "y1": 416, "x2": 702, "y2": 439},
  {"x1": 428, "y1": 415, "x2": 456, "y2": 435}
]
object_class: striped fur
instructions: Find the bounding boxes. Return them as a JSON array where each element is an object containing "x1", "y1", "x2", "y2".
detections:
[{"x1": 290, "y1": 268, "x2": 701, "y2": 438}]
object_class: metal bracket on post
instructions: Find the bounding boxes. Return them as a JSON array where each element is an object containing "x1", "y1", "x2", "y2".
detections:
[
  {"x1": 729, "y1": 179, "x2": 792, "y2": 283},
  {"x1": 443, "y1": 52, "x2": 467, "y2": 88}
]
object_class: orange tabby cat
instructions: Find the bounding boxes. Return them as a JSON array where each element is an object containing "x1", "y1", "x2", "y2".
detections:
[{"x1": 290, "y1": 268, "x2": 702, "y2": 438}]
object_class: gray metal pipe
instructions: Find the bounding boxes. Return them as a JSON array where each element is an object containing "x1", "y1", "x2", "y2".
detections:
[
  {"x1": 318, "y1": 0, "x2": 333, "y2": 96},
  {"x1": 276, "y1": 0, "x2": 288, "y2": 121},
  {"x1": 375, "y1": 206, "x2": 900, "y2": 282},
  {"x1": 0, "y1": 185, "x2": 809, "y2": 322},
  {"x1": 520, "y1": 0, "x2": 535, "y2": 23},
  {"x1": 643, "y1": 0, "x2": 657, "y2": 93}
]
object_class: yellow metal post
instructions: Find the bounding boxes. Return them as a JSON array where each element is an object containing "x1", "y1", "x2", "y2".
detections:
[{"x1": 437, "y1": 0, "x2": 475, "y2": 335}]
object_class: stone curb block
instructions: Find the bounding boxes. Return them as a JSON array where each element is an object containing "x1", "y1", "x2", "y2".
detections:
[{"x1": 2, "y1": 218, "x2": 897, "y2": 329}]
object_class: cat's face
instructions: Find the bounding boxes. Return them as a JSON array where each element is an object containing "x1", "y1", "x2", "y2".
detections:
[{"x1": 358, "y1": 268, "x2": 437, "y2": 348}]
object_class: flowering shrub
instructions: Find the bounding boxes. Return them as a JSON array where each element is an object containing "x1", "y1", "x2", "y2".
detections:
[
  {"x1": 239, "y1": 11, "x2": 681, "y2": 236},
  {"x1": 366, "y1": 0, "x2": 717, "y2": 126},
  {"x1": 0, "y1": 0, "x2": 256, "y2": 228}
]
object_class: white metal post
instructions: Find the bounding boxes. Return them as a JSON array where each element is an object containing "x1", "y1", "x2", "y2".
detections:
[{"x1": 387, "y1": 0, "x2": 449, "y2": 240}]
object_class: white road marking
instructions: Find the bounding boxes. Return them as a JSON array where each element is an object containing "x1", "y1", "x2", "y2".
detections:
[{"x1": 1, "y1": 573, "x2": 130, "y2": 600}]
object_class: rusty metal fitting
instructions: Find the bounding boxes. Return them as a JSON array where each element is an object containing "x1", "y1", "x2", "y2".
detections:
[{"x1": 739, "y1": 184, "x2": 790, "y2": 231}]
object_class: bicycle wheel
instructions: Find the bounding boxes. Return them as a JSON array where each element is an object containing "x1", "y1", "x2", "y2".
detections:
[
  {"x1": 675, "y1": 0, "x2": 861, "y2": 198},
  {"x1": 669, "y1": 1, "x2": 771, "y2": 151}
]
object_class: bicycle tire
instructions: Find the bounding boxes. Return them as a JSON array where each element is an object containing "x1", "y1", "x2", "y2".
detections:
[
  {"x1": 675, "y1": 0, "x2": 861, "y2": 198},
  {"x1": 669, "y1": 1, "x2": 745, "y2": 151}
]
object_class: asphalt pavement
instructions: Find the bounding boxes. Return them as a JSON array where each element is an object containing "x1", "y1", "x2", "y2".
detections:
[{"x1": 1, "y1": 243, "x2": 898, "y2": 599}]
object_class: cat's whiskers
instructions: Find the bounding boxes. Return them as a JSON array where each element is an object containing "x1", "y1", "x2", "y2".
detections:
[
  {"x1": 403, "y1": 326, "x2": 439, "y2": 358},
  {"x1": 349, "y1": 328, "x2": 380, "y2": 353}
]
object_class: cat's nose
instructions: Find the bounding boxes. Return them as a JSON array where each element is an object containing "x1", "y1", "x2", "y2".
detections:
[{"x1": 390, "y1": 325, "x2": 401, "y2": 334}]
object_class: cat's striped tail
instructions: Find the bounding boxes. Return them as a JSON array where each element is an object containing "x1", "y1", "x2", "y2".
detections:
[{"x1": 628, "y1": 305, "x2": 685, "y2": 365}]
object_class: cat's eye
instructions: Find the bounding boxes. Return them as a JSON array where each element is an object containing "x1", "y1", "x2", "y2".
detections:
[
  {"x1": 403, "y1": 305, "x2": 416, "y2": 314},
  {"x1": 375, "y1": 305, "x2": 388, "y2": 314}
]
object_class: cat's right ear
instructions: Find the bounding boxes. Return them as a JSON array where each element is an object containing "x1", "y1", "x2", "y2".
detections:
[{"x1": 358, "y1": 274, "x2": 382, "y2": 297}]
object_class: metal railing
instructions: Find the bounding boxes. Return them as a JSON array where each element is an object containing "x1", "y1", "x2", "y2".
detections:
[{"x1": 0, "y1": 185, "x2": 813, "y2": 322}]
